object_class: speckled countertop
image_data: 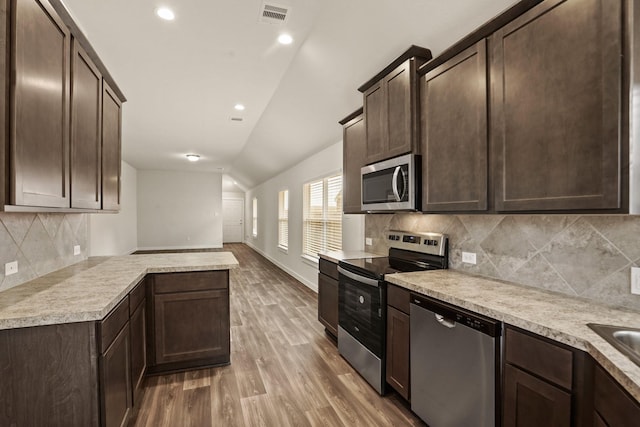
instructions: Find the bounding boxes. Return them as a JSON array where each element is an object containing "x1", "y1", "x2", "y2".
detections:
[
  {"x1": 318, "y1": 249, "x2": 385, "y2": 264},
  {"x1": 0, "y1": 252, "x2": 238, "y2": 330},
  {"x1": 385, "y1": 269, "x2": 640, "y2": 401}
]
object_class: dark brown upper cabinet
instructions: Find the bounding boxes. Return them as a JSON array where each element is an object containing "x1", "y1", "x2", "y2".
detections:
[
  {"x1": 490, "y1": 0, "x2": 622, "y2": 212},
  {"x1": 11, "y1": 0, "x2": 71, "y2": 208},
  {"x1": 71, "y1": 41, "x2": 102, "y2": 209},
  {"x1": 340, "y1": 108, "x2": 365, "y2": 214},
  {"x1": 420, "y1": 40, "x2": 488, "y2": 212},
  {"x1": 102, "y1": 81, "x2": 122, "y2": 211},
  {"x1": 359, "y1": 46, "x2": 432, "y2": 165},
  {"x1": 0, "y1": 0, "x2": 125, "y2": 212}
]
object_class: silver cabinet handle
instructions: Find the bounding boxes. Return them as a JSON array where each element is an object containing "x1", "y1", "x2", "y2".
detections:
[{"x1": 435, "y1": 313, "x2": 456, "y2": 328}]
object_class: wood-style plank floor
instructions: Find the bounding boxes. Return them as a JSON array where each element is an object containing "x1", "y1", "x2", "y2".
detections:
[{"x1": 130, "y1": 243, "x2": 424, "y2": 426}]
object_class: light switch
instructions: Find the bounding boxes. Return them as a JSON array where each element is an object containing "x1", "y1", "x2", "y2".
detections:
[
  {"x1": 74, "y1": 245, "x2": 81, "y2": 256},
  {"x1": 631, "y1": 267, "x2": 640, "y2": 295},
  {"x1": 365, "y1": 237, "x2": 373, "y2": 246}
]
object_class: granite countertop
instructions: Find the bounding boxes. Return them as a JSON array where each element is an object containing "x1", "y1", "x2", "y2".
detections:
[
  {"x1": 385, "y1": 269, "x2": 640, "y2": 401},
  {"x1": 0, "y1": 252, "x2": 238, "y2": 331},
  {"x1": 318, "y1": 249, "x2": 385, "y2": 264}
]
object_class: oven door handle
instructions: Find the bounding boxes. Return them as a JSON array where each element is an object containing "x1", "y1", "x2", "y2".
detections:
[{"x1": 337, "y1": 266, "x2": 380, "y2": 287}]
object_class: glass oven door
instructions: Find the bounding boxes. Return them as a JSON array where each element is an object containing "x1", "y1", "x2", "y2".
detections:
[{"x1": 337, "y1": 266, "x2": 385, "y2": 358}]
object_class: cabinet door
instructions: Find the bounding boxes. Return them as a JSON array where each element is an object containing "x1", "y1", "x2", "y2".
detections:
[
  {"x1": 364, "y1": 81, "x2": 386, "y2": 164},
  {"x1": 102, "y1": 81, "x2": 122, "y2": 211},
  {"x1": 384, "y1": 61, "x2": 413, "y2": 160},
  {"x1": 12, "y1": 0, "x2": 70, "y2": 207},
  {"x1": 100, "y1": 324, "x2": 132, "y2": 427},
  {"x1": 342, "y1": 113, "x2": 365, "y2": 213},
  {"x1": 422, "y1": 40, "x2": 488, "y2": 212},
  {"x1": 154, "y1": 290, "x2": 229, "y2": 365},
  {"x1": 317, "y1": 272, "x2": 338, "y2": 337},
  {"x1": 129, "y1": 301, "x2": 146, "y2": 405},
  {"x1": 593, "y1": 364, "x2": 640, "y2": 426},
  {"x1": 491, "y1": 0, "x2": 621, "y2": 211},
  {"x1": 503, "y1": 364, "x2": 571, "y2": 427},
  {"x1": 386, "y1": 306, "x2": 410, "y2": 400},
  {"x1": 71, "y1": 41, "x2": 102, "y2": 209}
]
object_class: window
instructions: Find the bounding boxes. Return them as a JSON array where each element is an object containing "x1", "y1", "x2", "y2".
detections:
[
  {"x1": 252, "y1": 197, "x2": 258, "y2": 237},
  {"x1": 302, "y1": 174, "x2": 342, "y2": 259},
  {"x1": 278, "y1": 190, "x2": 289, "y2": 250}
]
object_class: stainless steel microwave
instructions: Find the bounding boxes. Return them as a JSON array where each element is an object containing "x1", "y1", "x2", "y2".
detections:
[{"x1": 361, "y1": 153, "x2": 421, "y2": 212}]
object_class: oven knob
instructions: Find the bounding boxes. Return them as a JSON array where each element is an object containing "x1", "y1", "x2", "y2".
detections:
[{"x1": 359, "y1": 295, "x2": 365, "y2": 304}]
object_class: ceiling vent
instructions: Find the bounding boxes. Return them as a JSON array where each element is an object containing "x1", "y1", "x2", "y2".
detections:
[
  {"x1": 230, "y1": 117, "x2": 244, "y2": 122},
  {"x1": 259, "y1": 2, "x2": 290, "y2": 24}
]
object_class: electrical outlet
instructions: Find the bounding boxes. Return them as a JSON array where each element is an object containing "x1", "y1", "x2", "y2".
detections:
[
  {"x1": 631, "y1": 267, "x2": 640, "y2": 295},
  {"x1": 73, "y1": 245, "x2": 81, "y2": 256},
  {"x1": 365, "y1": 237, "x2": 373, "y2": 246},
  {"x1": 5, "y1": 261, "x2": 18, "y2": 276},
  {"x1": 462, "y1": 251, "x2": 477, "y2": 265}
]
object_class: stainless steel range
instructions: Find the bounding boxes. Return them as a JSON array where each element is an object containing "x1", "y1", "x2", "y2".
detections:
[{"x1": 337, "y1": 230, "x2": 448, "y2": 394}]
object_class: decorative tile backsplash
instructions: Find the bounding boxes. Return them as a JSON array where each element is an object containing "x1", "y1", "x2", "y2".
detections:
[
  {"x1": 366, "y1": 213, "x2": 640, "y2": 312},
  {"x1": 0, "y1": 213, "x2": 87, "y2": 292}
]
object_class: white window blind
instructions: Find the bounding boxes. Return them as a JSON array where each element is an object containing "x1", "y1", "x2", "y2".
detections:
[
  {"x1": 252, "y1": 197, "x2": 258, "y2": 237},
  {"x1": 278, "y1": 190, "x2": 289, "y2": 249},
  {"x1": 303, "y1": 174, "x2": 342, "y2": 259}
]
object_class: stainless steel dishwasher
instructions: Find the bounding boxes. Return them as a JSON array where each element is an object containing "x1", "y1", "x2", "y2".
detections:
[{"x1": 410, "y1": 293, "x2": 501, "y2": 427}]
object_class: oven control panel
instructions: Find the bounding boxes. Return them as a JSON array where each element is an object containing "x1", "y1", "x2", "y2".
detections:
[{"x1": 387, "y1": 230, "x2": 447, "y2": 256}]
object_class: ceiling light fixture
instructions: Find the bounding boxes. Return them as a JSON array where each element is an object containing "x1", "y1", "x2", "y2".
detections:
[
  {"x1": 278, "y1": 33, "x2": 293, "y2": 45},
  {"x1": 186, "y1": 154, "x2": 200, "y2": 162},
  {"x1": 234, "y1": 104, "x2": 245, "y2": 111},
  {"x1": 156, "y1": 7, "x2": 175, "y2": 21}
]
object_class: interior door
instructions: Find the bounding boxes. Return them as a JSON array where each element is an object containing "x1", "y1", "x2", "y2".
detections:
[{"x1": 222, "y1": 198, "x2": 244, "y2": 243}]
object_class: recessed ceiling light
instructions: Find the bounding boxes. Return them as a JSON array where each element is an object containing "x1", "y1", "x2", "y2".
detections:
[
  {"x1": 156, "y1": 7, "x2": 175, "y2": 21},
  {"x1": 186, "y1": 154, "x2": 200, "y2": 162},
  {"x1": 278, "y1": 33, "x2": 293, "y2": 45},
  {"x1": 234, "y1": 104, "x2": 245, "y2": 111}
]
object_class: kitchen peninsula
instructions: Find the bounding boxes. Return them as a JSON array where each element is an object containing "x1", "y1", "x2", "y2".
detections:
[{"x1": 0, "y1": 252, "x2": 238, "y2": 427}]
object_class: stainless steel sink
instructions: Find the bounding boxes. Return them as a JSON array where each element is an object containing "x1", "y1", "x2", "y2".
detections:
[{"x1": 588, "y1": 323, "x2": 640, "y2": 367}]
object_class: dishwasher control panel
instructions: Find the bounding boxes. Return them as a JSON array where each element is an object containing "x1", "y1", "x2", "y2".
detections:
[{"x1": 410, "y1": 293, "x2": 501, "y2": 337}]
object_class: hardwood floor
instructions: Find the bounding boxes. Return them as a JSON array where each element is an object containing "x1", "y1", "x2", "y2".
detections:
[{"x1": 131, "y1": 243, "x2": 424, "y2": 426}]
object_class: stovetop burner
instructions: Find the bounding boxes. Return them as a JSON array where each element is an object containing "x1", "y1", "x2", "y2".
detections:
[{"x1": 339, "y1": 230, "x2": 448, "y2": 280}]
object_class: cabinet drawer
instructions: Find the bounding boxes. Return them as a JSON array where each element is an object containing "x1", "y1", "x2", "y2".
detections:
[
  {"x1": 129, "y1": 279, "x2": 146, "y2": 314},
  {"x1": 153, "y1": 271, "x2": 228, "y2": 294},
  {"x1": 100, "y1": 296, "x2": 129, "y2": 352},
  {"x1": 505, "y1": 327, "x2": 573, "y2": 390},
  {"x1": 387, "y1": 284, "x2": 410, "y2": 314},
  {"x1": 319, "y1": 258, "x2": 338, "y2": 281}
]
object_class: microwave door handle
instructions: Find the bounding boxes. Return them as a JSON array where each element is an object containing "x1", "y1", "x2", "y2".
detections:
[{"x1": 392, "y1": 166, "x2": 402, "y2": 201}]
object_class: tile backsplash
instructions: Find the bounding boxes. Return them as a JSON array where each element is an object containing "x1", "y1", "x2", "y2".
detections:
[
  {"x1": 0, "y1": 213, "x2": 87, "y2": 292},
  {"x1": 366, "y1": 213, "x2": 640, "y2": 312}
]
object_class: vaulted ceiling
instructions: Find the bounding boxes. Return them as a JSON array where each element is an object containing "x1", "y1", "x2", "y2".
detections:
[{"x1": 61, "y1": 0, "x2": 518, "y2": 190}]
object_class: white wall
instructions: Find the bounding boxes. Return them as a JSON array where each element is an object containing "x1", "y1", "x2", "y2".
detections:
[
  {"x1": 88, "y1": 161, "x2": 138, "y2": 255},
  {"x1": 245, "y1": 141, "x2": 365, "y2": 291},
  {"x1": 137, "y1": 170, "x2": 223, "y2": 250}
]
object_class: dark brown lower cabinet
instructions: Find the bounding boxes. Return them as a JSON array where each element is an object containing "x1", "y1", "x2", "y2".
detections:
[
  {"x1": 386, "y1": 305, "x2": 410, "y2": 400},
  {"x1": 593, "y1": 364, "x2": 640, "y2": 426},
  {"x1": 317, "y1": 258, "x2": 339, "y2": 339},
  {"x1": 0, "y1": 322, "x2": 99, "y2": 426},
  {"x1": 154, "y1": 290, "x2": 229, "y2": 364},
  {"x1": 129, "y1": 300, "x2": 146, "y2": 404},
  {"x1": 100, "y1": 324, "x2": 132, "y2": 427},
  {"x1": 147, "y1": 271, "x2": 231, "y2": 374},
  {"x1": 503, "y1": 364, "x2": 571, "y2": 427}
]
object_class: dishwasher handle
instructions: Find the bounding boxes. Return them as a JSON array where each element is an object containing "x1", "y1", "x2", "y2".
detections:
[{"x1": 435, "y1": 313, "x2": 456, "y2": 328}]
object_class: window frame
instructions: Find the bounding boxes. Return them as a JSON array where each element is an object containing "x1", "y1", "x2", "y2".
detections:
[
  {"x1": 302, "y1": 173, "x2": 342, "y2": 262},
  {"x1": 252, "y1": 197, "x2": 258, "y2": 238},
  {"x1": 278, "y1": 189, "x2": 289, "y2": 252}
]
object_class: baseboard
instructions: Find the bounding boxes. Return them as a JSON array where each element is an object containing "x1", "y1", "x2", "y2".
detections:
[
  {"x1": 135, "y1": 244, "x2": 224, "y2": 251},
  {"x1": 244, "y1": 242, "x2": 318, "y2": 292}
]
